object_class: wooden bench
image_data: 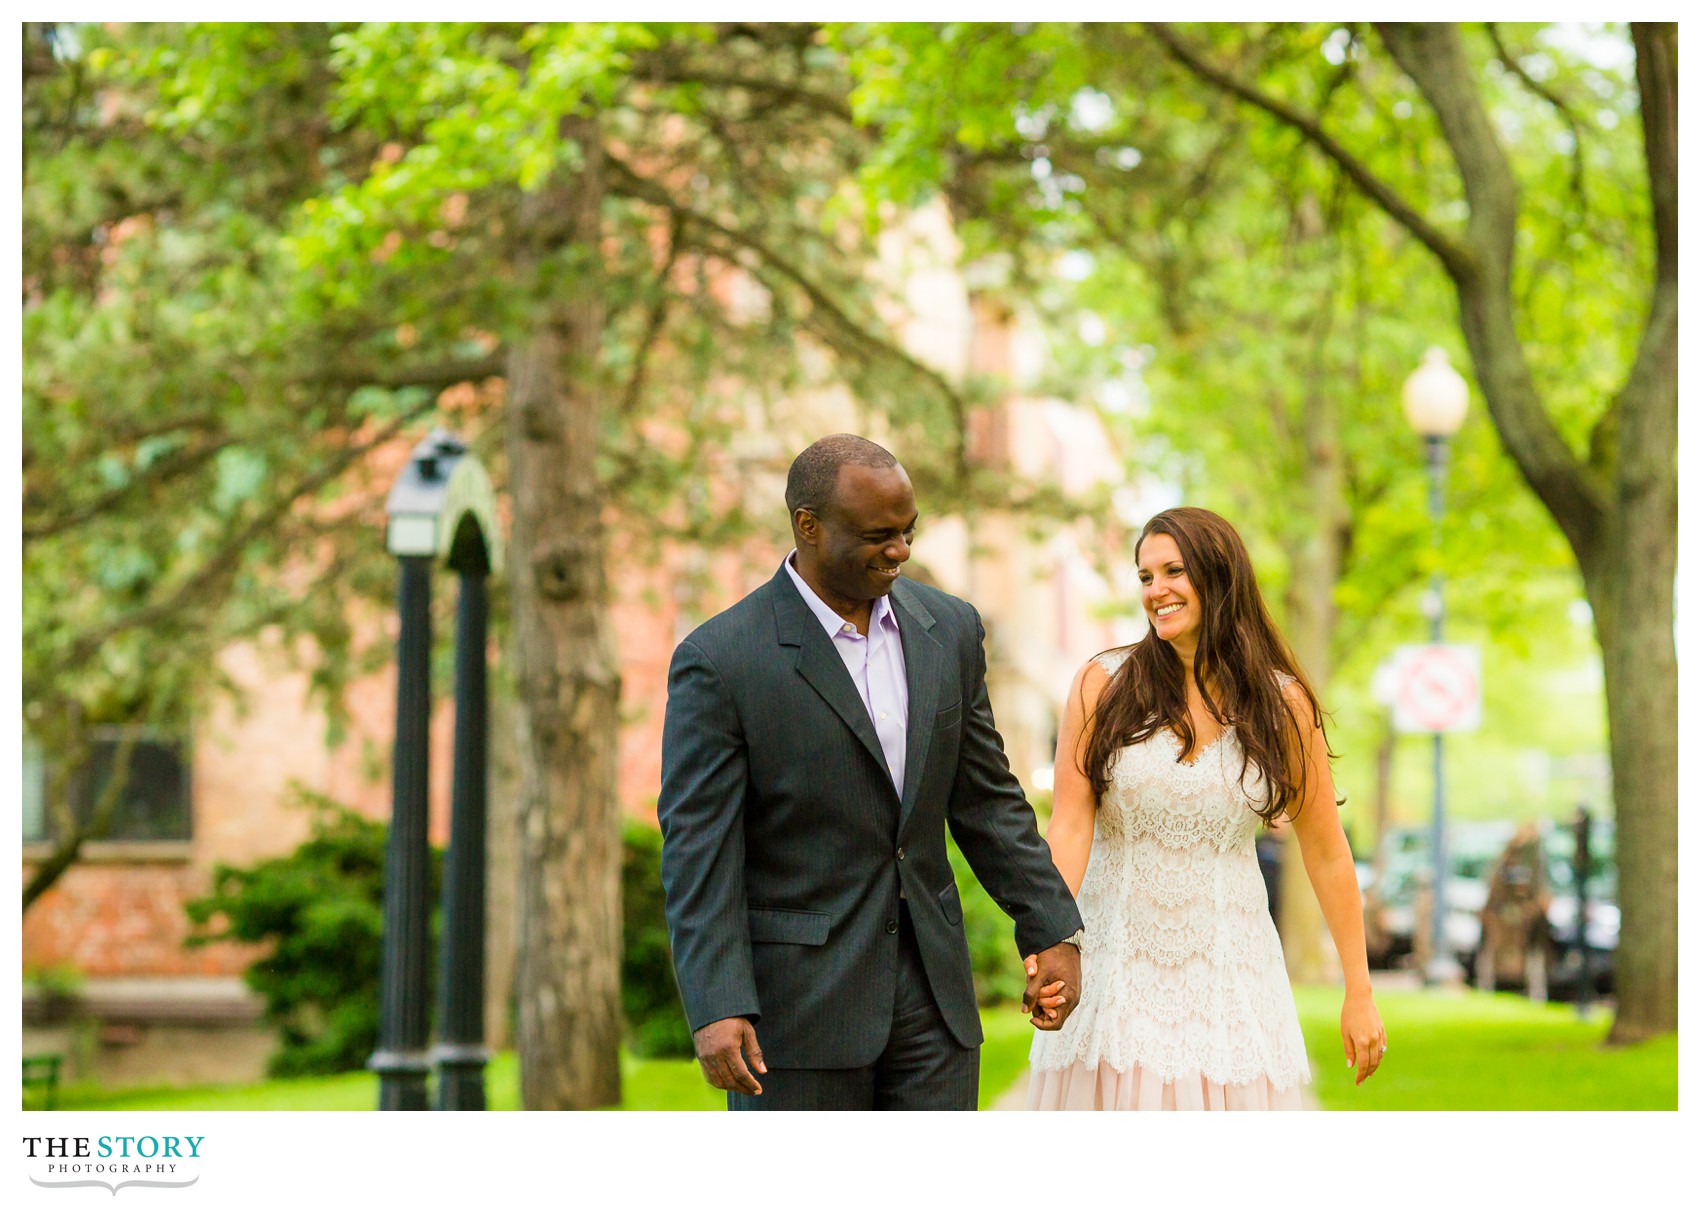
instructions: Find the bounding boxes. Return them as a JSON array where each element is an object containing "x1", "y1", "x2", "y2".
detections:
[{"x1": 23, "y1": 1054, "x2": 62, "y2": 1110}]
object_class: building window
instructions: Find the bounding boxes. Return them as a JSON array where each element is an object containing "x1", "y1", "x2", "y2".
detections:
[
  {"x1": 23, "y1": 735, "x2": 46, "y2": 842},
  {"x1": 21, "y1": 728, "x2": 192, "y2": 844}
]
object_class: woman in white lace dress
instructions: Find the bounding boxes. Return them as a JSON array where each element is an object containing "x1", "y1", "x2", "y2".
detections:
[{"x1": 1026, "y1": 507, "x2": 1385, "y2": 1110}]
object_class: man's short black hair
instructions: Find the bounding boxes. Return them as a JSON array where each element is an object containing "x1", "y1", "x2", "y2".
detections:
[{"x1": 785, "y1": 434, "x2": 900, "y2": 520}]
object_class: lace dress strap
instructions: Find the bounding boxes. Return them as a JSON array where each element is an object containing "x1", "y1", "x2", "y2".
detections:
[{"x1": 1093, "y1": 647, "x2": 1133, "y2": 678}]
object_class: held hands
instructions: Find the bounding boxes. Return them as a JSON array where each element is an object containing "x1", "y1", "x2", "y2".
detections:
[
  {"x1": 692, "y1": 1016, "x2": 766, "y2": 1096},
  {"x1": 1021, "y1": 941, "x2": 1082, "y2": 1031},
  {"x1": 1341, "y1": 989, "x2": 1387, "y2": 1086}
]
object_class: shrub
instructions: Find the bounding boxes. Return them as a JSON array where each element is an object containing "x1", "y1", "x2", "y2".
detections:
[
  {"x1": 25, "y1": 963, "x2": 85, "y2": 1024},
  {"x1": 185, "y1": 790, "x2": 440, "y2": 1077},
  {"x1": 948, "y1": 837, "x2": 1033, "y2": 1006},
  {"x1": 620, "y1": 819, "x2": 694, "y2": 1058},
  {"x1": 189, "y1": 797, "x2": 699, "y2": 1072}
]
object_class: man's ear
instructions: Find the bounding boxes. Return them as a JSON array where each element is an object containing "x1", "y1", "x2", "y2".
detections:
[{"x1": 794, "y1": 508, "x2": 819, "y2": 547}]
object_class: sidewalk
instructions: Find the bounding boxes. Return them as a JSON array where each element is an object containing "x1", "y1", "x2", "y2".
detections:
[{"x1": 990, "y1": 1071, "x2": 1029, "y2": 1110}]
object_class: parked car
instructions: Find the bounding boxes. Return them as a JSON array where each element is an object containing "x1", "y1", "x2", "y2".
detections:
[
  {"x1": 1361, "y1": 818, "x2": 1616, "y2": 1000},
  {"x1": 1537, "y1": 819, "x2": 1617, "y2": 1000},
  {"x1": 1362, "y1": 822, "x2": 1512, "y2": 970}
]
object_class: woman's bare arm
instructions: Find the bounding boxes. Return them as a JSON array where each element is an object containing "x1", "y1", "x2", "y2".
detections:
[
  {"x1": 1283, "y1": 679, "x2": 1387, "y2": 1085},
  {"x1": 1046, "y1": 658, "x2": 1109, "y2": 897}
]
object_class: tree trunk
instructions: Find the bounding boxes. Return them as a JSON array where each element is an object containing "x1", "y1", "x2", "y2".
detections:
[
  {"x1": 1279, "y1": 366, "x2": 1346, "y2": 984},
  {"x1": 505, "y1": 119, "x2": 624, "y2": 1109},
  {"x1": 1379, "y1": 20, "x2": 1678, "y2": 1040},
  {"x1": 1589, "y1": 562, "x2": 1678, "y2": 1041},
  {"x1": 1596, "y1": 21, "x2": 1680, "y2": 1043},
  {"x1": 1581, "y1": 384, "x2": 1678, "y2": 1042},
  {"x1": 483, "y1": 685, "x2": 520, "y2": 1052}
]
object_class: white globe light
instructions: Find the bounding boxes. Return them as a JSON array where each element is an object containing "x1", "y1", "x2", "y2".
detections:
[{"x1": 1402, "y1": 347, "x2": 1470, "y2": 437}]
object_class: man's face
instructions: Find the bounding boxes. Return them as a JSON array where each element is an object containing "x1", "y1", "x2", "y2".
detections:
[{"x1": 800, "y1": 464, "x2": 918, "y2": 604}]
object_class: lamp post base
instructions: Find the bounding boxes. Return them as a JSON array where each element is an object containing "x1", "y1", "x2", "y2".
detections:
[
  {"x1": 433, "y1": 1043, "x2": 490, "y2": 1111},
  {"x1": 369, "y1": 1050, "x2": 431, "y2": 1110}
]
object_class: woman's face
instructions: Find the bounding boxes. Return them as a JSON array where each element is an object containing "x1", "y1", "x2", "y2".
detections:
[{"x1": 1137, "y1": 532, "x2": 1202, "y2": 647}]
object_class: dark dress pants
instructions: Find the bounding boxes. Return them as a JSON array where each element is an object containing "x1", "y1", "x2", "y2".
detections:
[{"x1": 727, "y1": 903, "x2": 980, "y2": 1111}]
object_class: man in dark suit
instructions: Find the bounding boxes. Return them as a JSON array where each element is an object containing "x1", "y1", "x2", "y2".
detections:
[{"x1": 658, "y1": 434, "x2": 1084, "y2": 1110}]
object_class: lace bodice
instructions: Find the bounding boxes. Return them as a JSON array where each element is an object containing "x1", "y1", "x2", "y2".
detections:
[{"x1": 1029, "y1": 647, "x2": 1310, "y2": 1089}]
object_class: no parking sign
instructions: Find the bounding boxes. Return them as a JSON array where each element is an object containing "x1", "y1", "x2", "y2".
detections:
[{"x1": 1390, "y1": 644, "x2": 1481, "y2": 734}]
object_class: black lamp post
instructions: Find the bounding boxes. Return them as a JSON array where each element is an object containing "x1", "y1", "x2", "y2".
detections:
[
  {"x1": 372, "y1": 429, "x2": 502, "y2": 1110},
  {"x1": 370, "y1": 543, "x2": 433, "y2": 1110},
  {"x1": 436, "y1": 528, "x2": 491, "y2": 1109},
  {"x1": 1401, "y1": 348, "x2": 1469, "y2": 986}
]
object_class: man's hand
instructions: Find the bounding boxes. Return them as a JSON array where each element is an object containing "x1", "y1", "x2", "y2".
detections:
[
  {"x1": 692, "y1": 1016, "x2": 766, "y2": 1096},
  {"x1": 1021, "y1": 941, "x2": 1081, "y2": 1031}
]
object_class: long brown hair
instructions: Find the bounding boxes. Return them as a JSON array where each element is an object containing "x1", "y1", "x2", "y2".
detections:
[{"x1": 1081, "y1": 507, "x2": 1332, "y2": 825}]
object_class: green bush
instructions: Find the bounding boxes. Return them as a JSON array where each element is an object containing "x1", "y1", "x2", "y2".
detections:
[
  {"x1": 26, "y1": 962, "x2": 85, "y2": 1023},
  {"x1": 948, "y1": 837, "x2": 1033, "y2": 1006},
  {"x1": 185, "y1": 790, "x2": 439, "y2": 1077},
  {"x1": 186, "y1": 796, "x2": 699, "y2": 1073},
  {"x1": 620, "y1": 819, "x2": 695, "y2": 1058}
]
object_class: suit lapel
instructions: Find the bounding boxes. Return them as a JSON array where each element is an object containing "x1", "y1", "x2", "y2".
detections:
[
  {"x1": 772, "y1": 567, "x2": 894, "y2": 788},
  {"x1": 890, "y1": 580, "x2": 943, "y2": 826}
]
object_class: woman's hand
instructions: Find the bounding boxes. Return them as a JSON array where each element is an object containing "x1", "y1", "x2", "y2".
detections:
[
  {"x1": 1341, "y1": 988, "x2": 1386, "y2": 1086},
  {"x1": 1023, "y1": 956, "x2": 1070, "y2": 1026}
]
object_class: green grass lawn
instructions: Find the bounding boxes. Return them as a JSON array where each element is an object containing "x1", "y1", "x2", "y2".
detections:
[
  {"x1": 53, "y1": 1049, "x2": 718, "y2": 1112},
  {"x1": 49, "y1": 990, "x2": 1673, "y2": 1111},
  {"x1": 1293, "y1": 984, "x2": 1677, "y2": 1110},
  {"x1": 53, "y1": 1008, "x2": 1037, "y2": 1111},
  {"x1": 977, "y1": 1006, "x2": 1036, "y2": 1109}
]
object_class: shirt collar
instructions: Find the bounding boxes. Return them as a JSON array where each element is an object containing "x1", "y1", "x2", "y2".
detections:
[{"x1": 783, "y1": 552, "x2": 899, "y2": 639}]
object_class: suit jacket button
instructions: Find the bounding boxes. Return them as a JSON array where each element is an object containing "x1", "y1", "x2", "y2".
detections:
[
  {"x1": 896, "y1": 847, "x2": 906, "y2": 861},
  {"x1": 885, "y1": 919, "x2": 899, "y2": 934}
]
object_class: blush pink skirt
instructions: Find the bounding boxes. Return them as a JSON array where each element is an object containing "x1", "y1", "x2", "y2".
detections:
[{"x1": 1026, "y1": 1060, "x2": 1304, "y2": 1111}]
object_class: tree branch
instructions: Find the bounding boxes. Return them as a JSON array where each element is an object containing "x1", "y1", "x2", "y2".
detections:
[
  {"x1": 1486, "y1": 23, "x2": 1589, "y2": 214},
  {"x1": 23, "y1": 436, "x2": 238, "y2": 543},
  {"x1": 24, "y1": 728, "x2": 138, "y2": 911},
  {"x1": 619, "y1": 207, "x2": 684, "y2": 416},
  {"x1": 1375, "y1": 22, "x2": 1606, "y2": 560},
  {"x1": 26, "y1": 354, "x2": 501, "y2": 544},
  {"x1": 1614, "y1": 22, "x2": 1678, "y2": 490},
  {"x1": 1144, "y1": 22, "x2": 1475, "y2": 280},
  {"x1": 605, "y1": 152, "x2": 972, "y2": 480},
  {"x1": 1375, "y1": 24, "x2": 1519, "y2": 278},
  {"x1": 633, "y1": 61, "x2": 858, "y2": 126},
  {"x1": 312, "y1": 351, "x2": 506, "y2": 390},
  {"x1": 44, "y1": 395, "x2": 441, "y2": 681},
  {"x1": 1631, "y1": 23, "x2": 1677, "y2": 295}
]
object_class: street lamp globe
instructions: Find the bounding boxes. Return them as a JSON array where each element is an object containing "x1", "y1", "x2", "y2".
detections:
[{"x1": 1402, "y1": 347, "x2": 1470, "y2": 437}]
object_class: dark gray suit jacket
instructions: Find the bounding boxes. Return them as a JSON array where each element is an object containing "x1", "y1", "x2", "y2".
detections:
[{"x1": 657, "y1": 565, "x2": 1082, "y2": 1069}]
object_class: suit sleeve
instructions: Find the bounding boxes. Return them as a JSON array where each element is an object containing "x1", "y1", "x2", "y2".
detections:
[
  {"x1": 657, "y1": 638, "x2": 761, "y2": 1031},
  {"x1": 945, "y1": 607, "x2": 1084, "y2": 957}
]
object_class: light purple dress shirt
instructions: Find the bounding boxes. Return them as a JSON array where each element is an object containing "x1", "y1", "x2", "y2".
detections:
[{"x1": 783, "y1": 553, "x2": 909, "y2": 794}]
